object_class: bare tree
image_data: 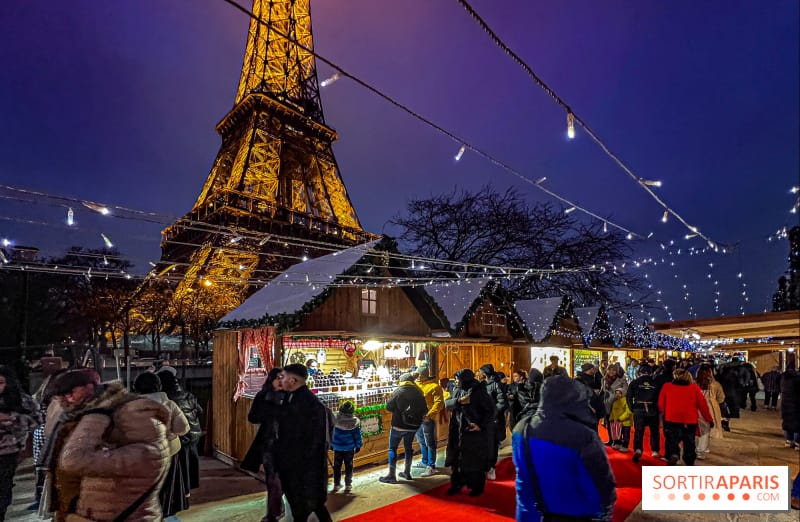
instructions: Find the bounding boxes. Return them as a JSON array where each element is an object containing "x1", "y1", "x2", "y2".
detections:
[{"x1": 391, "y1": 186, "x2": 650, "y2": 309}]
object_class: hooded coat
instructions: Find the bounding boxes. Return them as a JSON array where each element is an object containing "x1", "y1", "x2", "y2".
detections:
[
  {"x1": 54, "y1": 383, "x2": 171, "y2": 522},
  {"x1": 512, "y1": 375, "x2": 616, "y2": 522},
  {"x1": 780, "y1": 369, "x2": 800, "y2": 434},
  {"x1": 444, "y1": 369, "x2": 495, "y2": 475},
  {"x1": 140, "y1": 392, "x2": 189, "y2": 456},
  {"x1": 480, "y1": 367, "x2": 508, "y2": 442}
]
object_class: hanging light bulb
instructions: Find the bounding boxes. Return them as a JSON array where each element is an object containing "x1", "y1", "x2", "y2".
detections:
[
  {"x1": 685, "y1": 233, "x2": 698, "y2": 240},
  {"x1": 67, "y1": 207, "x2": 75, "y2": 226},
  {"x1": 641, "y1": 179, "x2": 662, "y2": 187},
  {"x1": 602, "y1": 222, "x2": 608, "y2": 234},
  {"x1": 320, "y1": 72, "x2": 341, "y2": 87},
  {"x1": 535, "y1": 177, "x2": 547, "y2": 184},
  {"x1": 564, "y1": 206, "x2": 577, "y2": 214},
  {"x1": 100, "y1": 233, "x2": 114, "y2": 248},
  {"x1": 626, "y1": 232, "x2": 633, "y2": 240},
  {"x1": 661, "y1": 210, "x2": 668, "y2": 223},
  {"x1": 83, "y1": 202, "x2": 110, "y2": 215},
  {"x1": 103, "y1": 256, "x2": 109, "y2": 266},
  {"x1": 454, "y1": 144, "x2": 466, "y2": 161},
  {"x1": 566, "y1": 112, "x2": 575, "y2": 139}
]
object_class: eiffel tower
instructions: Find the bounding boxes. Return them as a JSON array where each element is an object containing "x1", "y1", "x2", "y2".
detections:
[{"x1": 156, "y1": 0, "x2": 374, "y2": 316}]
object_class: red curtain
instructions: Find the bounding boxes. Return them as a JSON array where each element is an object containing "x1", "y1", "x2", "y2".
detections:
[{"x1": 234, "y1": 327, "x2": 276, "y2": 402}]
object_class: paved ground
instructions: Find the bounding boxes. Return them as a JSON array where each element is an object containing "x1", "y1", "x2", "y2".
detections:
[{"x1": 8, "y1": 405, "x2": 799, "y2": 521}]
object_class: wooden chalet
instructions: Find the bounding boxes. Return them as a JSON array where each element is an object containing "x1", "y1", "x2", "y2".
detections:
[
  {"x1": 652, "y1": 310, "x2": 800, "y2": 370},
  {"x1": 211, "y1": 239, "x2": 450, "y2": 468},
  {"x1": 425, "y1": 279, "x2": 529, "y2": 380},
  {"x1": 514, "y1": 296, "x2": 582, "y2": 376},
  {"x1": 575, "y1": 305, "x2": 645, "y2": 373}
]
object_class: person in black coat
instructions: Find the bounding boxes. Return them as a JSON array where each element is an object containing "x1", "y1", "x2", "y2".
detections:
[
  {"x1": 380, "y1": 373, "x2": 428, "y2": 484},
  {"x1": 626, "y1": 363, "x2": 661, "y2": 461},
  {"x1": 476, "y1": 363, "x2": 508, "y2": 480},
  {"x1": 158, "y1": 370, "x2": 204, "y2": 490},
  {"x1": 575, "y1": 363, "x2": 606, "y2": 431},
  {"x1": 241, "y1": 368, "x2": 286, "y2": 522},
  {"x1": 780, "y1": 366, "x2": 800, "y2": 448},
  {"x1": 445, "y1": 368, "x2": 495, "y2": 497},
  {"x1": 508, "y1": 370, "x2": 532, "y2": 429},
  {"x1": 273, "y1": 364, "x2": 333, "y2": 522}
]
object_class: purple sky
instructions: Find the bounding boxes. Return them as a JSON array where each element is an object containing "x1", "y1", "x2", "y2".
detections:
[{"x1": 1, "y1": 0, "x2": 798, "y2": 322}]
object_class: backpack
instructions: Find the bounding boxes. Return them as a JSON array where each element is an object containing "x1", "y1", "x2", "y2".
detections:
[{"x1": 401, "y1": 403, "x2": 425, "y2": 428}]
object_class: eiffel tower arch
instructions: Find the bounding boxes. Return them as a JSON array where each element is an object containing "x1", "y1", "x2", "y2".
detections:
[{"x1": 154, "y1": 0, "x2": 375, "y2": 320}]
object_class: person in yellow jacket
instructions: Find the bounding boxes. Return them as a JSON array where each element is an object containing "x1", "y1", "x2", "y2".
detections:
[
  {"x1": 415, "y1": 365, "x2": 444, "y2": 476},
  {"x1": 609, "y1": 388, "x2": 633, "y2": 452}
]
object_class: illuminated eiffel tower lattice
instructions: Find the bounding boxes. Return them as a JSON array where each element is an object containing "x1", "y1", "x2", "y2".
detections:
[{"x1": 156, "y1": 0, "x2": 374, "y2": 316}]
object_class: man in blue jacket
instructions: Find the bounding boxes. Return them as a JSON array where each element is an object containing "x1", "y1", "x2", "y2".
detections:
[{"x1": 512, "y1": 374, "x2": 616, "y2": 522}]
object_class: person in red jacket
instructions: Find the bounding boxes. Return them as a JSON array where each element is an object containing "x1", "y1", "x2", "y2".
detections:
[{"x1": 658, "y1": 368, "x2": 713, "y2": 466}]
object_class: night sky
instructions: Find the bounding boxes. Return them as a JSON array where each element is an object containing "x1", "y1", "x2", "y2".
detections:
[{"x1": 1, "y1": 0, "x2": 798, "y2": 322}]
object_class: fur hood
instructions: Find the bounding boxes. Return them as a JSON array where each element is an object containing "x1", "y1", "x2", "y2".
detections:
[{"x1": 334, "y1": 412, "x2": 360, "y2": 431}]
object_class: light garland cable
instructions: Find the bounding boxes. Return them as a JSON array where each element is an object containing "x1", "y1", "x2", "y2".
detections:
[
  {"x1": 0, "y1": 184, "x2": 625, "y2": 277},
  {"x1": 217, "y1": 0, "x2": 643, "y2": 240},
  {"x1": 453, "y1": 0, "x2": 728, "y2": 250}
]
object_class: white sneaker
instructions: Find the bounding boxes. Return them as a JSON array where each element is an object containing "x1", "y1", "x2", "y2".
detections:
[
  {"x1": 487, "y1": 468, "x2": 496, "y2": 481},
  {"x1": 420, "y1": 466, "x2": 436, "y2": 477},
  {"x1": 651, "y1": 451, "x2": 661, "y2": 458},
  {"x1": 696, "y1": 453, "x2": 706, "y2": 460}
]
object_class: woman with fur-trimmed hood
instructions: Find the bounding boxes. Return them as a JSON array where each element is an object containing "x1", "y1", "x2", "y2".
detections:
[{"x1": 42, "y1": 371, "x2": 171, "y2": 522}]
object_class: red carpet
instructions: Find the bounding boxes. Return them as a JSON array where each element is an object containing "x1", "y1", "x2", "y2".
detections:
[{"x1": 342, "y1": 433, "x2": 664, "y2": 522}]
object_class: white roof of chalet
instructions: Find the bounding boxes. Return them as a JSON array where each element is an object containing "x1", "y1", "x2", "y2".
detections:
[
  {"x1": 575, "y1": 306, "x2": 601, "y2": 336},
  {"x1": 220, "y1": 239, "x2": 380, "y2": 323},
  {"x1": 425, "y1": 278, "x2": 492, "y2": 330},
  {"x1": 515, "y1": 297, "x2": 564, "y2": 342}
]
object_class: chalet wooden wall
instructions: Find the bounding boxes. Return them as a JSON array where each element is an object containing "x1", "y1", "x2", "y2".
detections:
[
  {"x1": 211, "y1": 329, "x2": 258, "y2": 464},
  {"x1": 297, "y1": 287, "x2": 432, "y2": 336},
  {"x1": 465, "y1": 301, "x2": 514, "y2": 340},
  {"x1": 436, "y1": 343, "x2": 519, "y2": 379}
]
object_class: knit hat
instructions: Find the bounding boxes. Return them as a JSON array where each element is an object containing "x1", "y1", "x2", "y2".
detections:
[
  {"x1": 339, "y1": 401, "x2": 354, "y2": 414},
  {"x1": 479, "y1": 364, "x2": 495, "y2": 375},
  {"x1": 283, "y1": 363, "x2": 308, "y2": 380},
  {"x1": 637, "y1": 364, "x2": 653, "y2": 376},
  {"x1": 157, "y1": 365, "x2": 178, "y2": 377},
  {"x1": 580, "y1": 362, "x2": 595, "y2": 372},
  {"x1": 417, "y1": 364, "x2": 430, "y2": 379},
  {"x1": 399, "y1": 372, "x2": 415, "y2": 383}
]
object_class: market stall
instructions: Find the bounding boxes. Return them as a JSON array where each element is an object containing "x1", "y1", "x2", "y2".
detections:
[
  {"x1": 211, "y1": 240, "x2": 450, "y2": 468},
  {"x1": 515, "y1": 296, "x2": 582, "y2": 376},
  {"x1": 425, "y1": 278, "x2": 529, "y2": 380}
]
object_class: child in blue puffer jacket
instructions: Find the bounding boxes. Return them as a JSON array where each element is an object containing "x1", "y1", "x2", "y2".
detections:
[{"x1": 331, "y1": 401, "x2": 363, "y2": 494}]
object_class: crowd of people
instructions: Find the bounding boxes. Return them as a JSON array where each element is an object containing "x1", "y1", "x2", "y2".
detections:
[
  {"x1": 0, "y1": 352, "x2": 798, "y2": 521},
  {"x1": 0, "y1": 364, "x2": 202, "y2": 522}
]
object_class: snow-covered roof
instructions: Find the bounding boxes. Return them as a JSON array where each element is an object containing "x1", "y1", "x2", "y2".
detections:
[
  {"x1": 220, "y1": 239, "x2": 380, "y2": 323},
  {"x1": 575, "y1": 306, "x2": 601, "y2": 335},
  {"x1": 515, "y1": 297, "x2": 564, "y2": 342},
  {"x1": 424, "y1": 278, "x2": 492, "y2": 330}
]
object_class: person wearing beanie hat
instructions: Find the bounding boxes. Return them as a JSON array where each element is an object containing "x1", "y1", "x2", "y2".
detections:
[
  {"x1": 273, "y1": 364, "x2": 334, "y2": 522},
  {"x1": 475, "y1": 363, "x2": 508, "y2": 481},
  {"x1": 626, "y1": 360, "x2": 662, "y2": 462},
  {"x1": 581, "y1": 363, "x2": 595, "y2": 373},
  {"x1": 330, "y1": 401, "x2": 363, "y2": 494},
  {"x1": 380, "y1": 372, "x2": 428, "y2": 484},
  {"x1": 415, "y1": 365, "x2": 444, "y2": 476}
]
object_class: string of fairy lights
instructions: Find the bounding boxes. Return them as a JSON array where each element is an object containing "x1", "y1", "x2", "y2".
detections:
[
  {"x1": 452, "y1": 0, "x2": 731, "y2": 253},
  {"x1": 220, "y1": 0, "x2": 730, "y2": 248},
  {"x1": 1, "y1": 181, "x2": 747, "y2": 323}
]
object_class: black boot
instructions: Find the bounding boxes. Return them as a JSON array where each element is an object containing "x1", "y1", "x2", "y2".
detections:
[{"x1": 721, "y1": 420, "x2": 730, "y2": 432}]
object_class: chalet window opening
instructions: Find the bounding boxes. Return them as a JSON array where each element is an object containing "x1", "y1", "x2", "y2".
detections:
[{"x1": 361, "y1": 288, "x2": 377, "y2": 315}]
